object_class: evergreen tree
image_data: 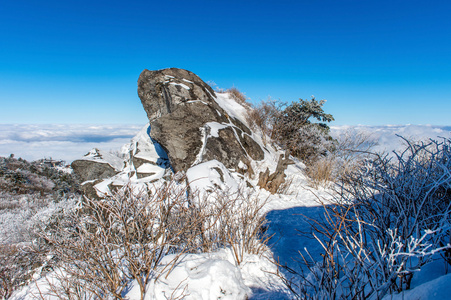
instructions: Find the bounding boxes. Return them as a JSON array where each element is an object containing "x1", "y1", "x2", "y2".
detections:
[{"x1": 273, "y1": 97, "x2": 335, "y2": 161}]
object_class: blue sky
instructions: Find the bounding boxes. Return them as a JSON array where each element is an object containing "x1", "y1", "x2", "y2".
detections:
[{"x1": 1, "y1": 0, "x2": 450, "y2": 125}]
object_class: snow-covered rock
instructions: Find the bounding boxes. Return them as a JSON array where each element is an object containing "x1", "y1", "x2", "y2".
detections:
[
  {"x1": 71, "y1": 148, "x2": 123, "y2": 182},
  {"x1": 137, "y1": 68, "x2": 265, "y2": 174}
]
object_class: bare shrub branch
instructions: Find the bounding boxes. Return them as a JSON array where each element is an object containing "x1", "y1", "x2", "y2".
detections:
[{"x1": 289, "y1": 138, "x2": 451, "y2": 299}]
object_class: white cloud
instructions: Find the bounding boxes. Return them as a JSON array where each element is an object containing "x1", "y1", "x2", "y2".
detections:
[
  {"x1": 330, "y1": 125, "x2": 451, "y2": 154},
  {"x1": 0, "y1": 124, "x2": 144, "y2": 163},
  {"x1": 1, "y1": 124, "x2": 450, "y2": 163}
]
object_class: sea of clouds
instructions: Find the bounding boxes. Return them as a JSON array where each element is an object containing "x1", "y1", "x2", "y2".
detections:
[
  {"x1": 0, "y1": 124, "x2": 450, "y2": 163},
  {"x1": 0, "y1": 124, "x2": 144, "y2": 163},
  {"x1": 330, "y1": 124, "x2": 451, "y2": 154}
]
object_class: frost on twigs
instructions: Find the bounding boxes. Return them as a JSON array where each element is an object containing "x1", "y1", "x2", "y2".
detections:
[
  {"x1": 26, "y1": 180, "x2": 270, "y2": 299},
  {"x1": 287, "y1": 137, "x2": 451, "y2": 299}
]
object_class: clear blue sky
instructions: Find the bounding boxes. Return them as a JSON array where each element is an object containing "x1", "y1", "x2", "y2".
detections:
[{"x1": 1, "y1": 0, "x2": 450, "y2": 125}]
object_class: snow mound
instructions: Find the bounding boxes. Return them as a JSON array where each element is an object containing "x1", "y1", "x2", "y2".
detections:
[
  {"x1": 80, "y1": 147, "x2": 124, "y2": 171},
  {"x1": 186, "y1": 160, "x2": 242, "y2": 194},
  {"x1": 143, "y1": 251, "x2": 251, "y2": 300}
]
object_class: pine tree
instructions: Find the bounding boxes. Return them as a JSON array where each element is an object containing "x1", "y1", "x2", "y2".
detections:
[{"x1": 273, "y1": 97, "x2": 335, "y2": 161}]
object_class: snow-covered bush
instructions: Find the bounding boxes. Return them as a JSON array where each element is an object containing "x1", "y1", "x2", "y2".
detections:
[
  {"x1": 32, "y1": 183, "x2": 268, "y2": 299},
  {"x1": 0, "y1": 195, "x2": 79, "y2": 299},
  {"x1": 246, "y1": 97, "x2": 335, "y2": 163},
  {"x1": 0, "y1": 156, "x2": 80, "y2": 197},
  {"x1": 292, "y1": 137, "x2": 451, "y2": 299},
  {"x1": 272, "y1": 97, "x2": 334, "y2": 162}
]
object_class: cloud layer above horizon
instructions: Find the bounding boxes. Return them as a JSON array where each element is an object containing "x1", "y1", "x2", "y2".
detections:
[
  {"x1": 0, "y1": 124, "x2": 450, "y2": 163},
  {"x1": 0, "y1": 124, "x2": 144, "y2": 162}
]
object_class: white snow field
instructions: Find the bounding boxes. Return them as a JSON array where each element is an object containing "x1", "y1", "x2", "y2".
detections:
[{"x1": 4, "y1": 93, "x2": 451, "y2": 299}]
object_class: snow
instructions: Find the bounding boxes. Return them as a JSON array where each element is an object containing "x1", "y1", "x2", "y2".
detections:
[
  {"x1": 143, "y1": 250, "x2": 252, "y2": 299},
  {"x1": 10, "y1": 248, "x2": 287, "y2": 300},
  {"x1": 205, "y1": 122, "x2": 229, "y2": 138},
  {"x1": 4, "y1": 95, "x2": 451, "y2": 299},
  {"x1": 80, "y1": 148, "x2": 124, "y2": 171},
  {"x1": 169, "y1": 82, "x2": 190, "y2": 90},
  {"x1": 83, "y1": 124, "x2": 171, "y2": 196},
  {"x1": 186, "y1": 160, "x2": 240, "y2": 193},
  {"x1": 214, "y1": 92, "x2": 249, "y2": 124},
  {"x1": 383, "y1": 273, "x2": 451, "y2": 300}
]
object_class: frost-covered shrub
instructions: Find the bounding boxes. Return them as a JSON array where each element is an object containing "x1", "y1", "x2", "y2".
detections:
[
  {"x1": 36, "y1": 183, "x2": 268, "y2": 299},
  {"x1": 0, "y1": 156, "x2": 80, "y2": 197},
  {"x1": 306, "y1": 128, "x2": 378, "y2": 188},
  {"x1": 246, "y1": 97, "x2": 335, "y2": 163},
  {"x1": 0, "y1": 195, "x2": 79, "y2": 299},
  {"x1": 291, "y1": 138, "x2": 451, "y2": 299}
]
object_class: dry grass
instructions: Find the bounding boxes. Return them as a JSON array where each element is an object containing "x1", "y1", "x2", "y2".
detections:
[
  {"x1": 306, "y1": 129, "x2": 378, "y2": 188},
  {"x1": 305, "y1": 157, "x2": 336, "y2": 188},
  {"x1": 227, "y1": 87, "x2": 247, "y2": 104}
]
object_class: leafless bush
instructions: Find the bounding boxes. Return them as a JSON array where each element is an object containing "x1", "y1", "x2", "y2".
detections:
[
  {"x1": 40, "y1": 182, "x2": 200, "y2": 300},
  {"x1": 290, "y1": 138, "x2": 451, "y2": 299},
  {"x1": 245, "y1": 98, "x2": 281, "y2": 145},
  {"x1": 34, "y1": 182, "x2": 270, "y2": 298},
  {"x1": 227, "y1": 87, "x2": 247, "y2": 104},
  {"x1": 0, "y1": 244, "x2": 19, "y2": 299},
  {"x1": 194, "y1": 189, "x2": 270, "y2": 265},
  {"x1": 306, "y1": 129, "x2": 378, "y2": 188}
]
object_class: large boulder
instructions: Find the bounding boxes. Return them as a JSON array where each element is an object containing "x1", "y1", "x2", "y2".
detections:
[{"x1": 137, "y1": 68, "x2": 264, "y2": 173}]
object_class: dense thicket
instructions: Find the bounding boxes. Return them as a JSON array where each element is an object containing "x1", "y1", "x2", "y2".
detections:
[
  {"x1": 0, "y1": 155, "x2": 81, "y2": 299},
  {"x1": 0, "y1": 156, "x2": 80, "y2": 197}
]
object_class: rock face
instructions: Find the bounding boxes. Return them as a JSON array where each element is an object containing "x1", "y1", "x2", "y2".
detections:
[
  {"x1": 137, "y1": 68, "x2": 264, "y2": 173},
  {"x1": 71, "y1": 148, "x2": 123, "y2": 182}
]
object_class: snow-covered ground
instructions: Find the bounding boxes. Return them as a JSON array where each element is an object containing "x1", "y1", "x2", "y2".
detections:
[{"x1": 3, "y1": 108, "x2": 450, "y2": 298}]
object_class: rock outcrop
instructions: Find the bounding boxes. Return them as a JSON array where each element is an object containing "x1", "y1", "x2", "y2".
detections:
[
  {"x1": 71, "y1": 148, "x2": 123, "y2": 182},
  {"x1": 71, "y1": 68, "x2": 290, "y2": 197},
  {"x1": 257, "y1": 150, "x2": 294, "y2": 194},
  {"x1": 137, "y1": 68, "x2": 264, "y2": 174}
]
